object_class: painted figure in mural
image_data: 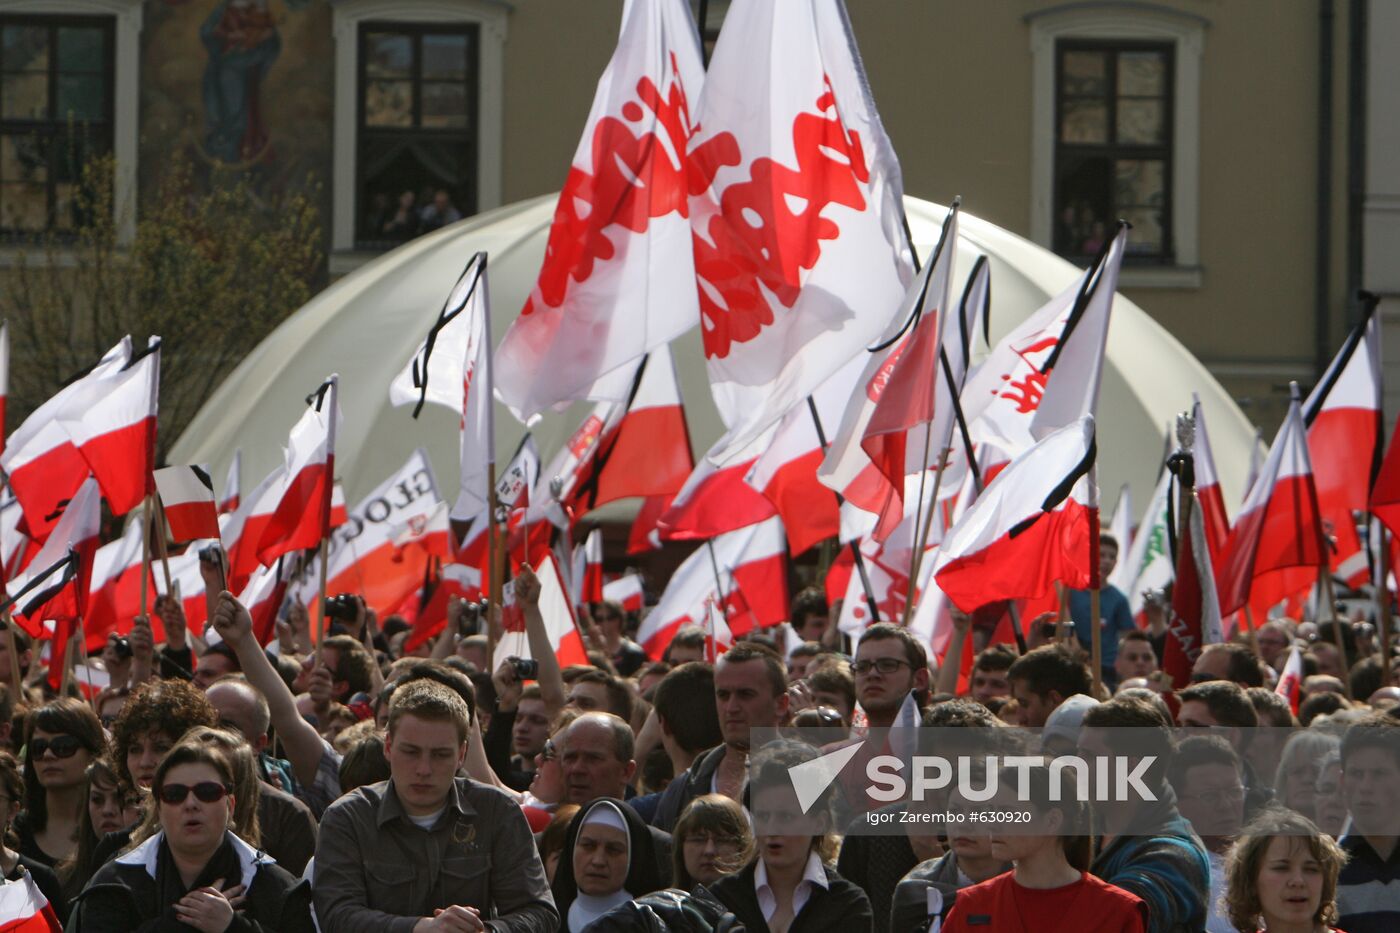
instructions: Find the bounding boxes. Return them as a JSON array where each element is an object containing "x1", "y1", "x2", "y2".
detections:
[{"x1": 182, "y1": 0, "x2": 309, "y2": 165}]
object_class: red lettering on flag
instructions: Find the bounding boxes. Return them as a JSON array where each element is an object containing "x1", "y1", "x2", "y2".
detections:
[
  {"x1": 691, "y1": 77, "x2": 872, "y2": 360},
  {"x1": 568, "y1": 415, "x2": 606, "y2": 459}
]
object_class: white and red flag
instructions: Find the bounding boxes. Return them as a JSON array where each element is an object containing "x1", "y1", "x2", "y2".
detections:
[
  {"x1": 579, "y1": 528, "x2": 604, "y2": 604},
  {"x1": 1161, "y1": 492, "x2": 1225, "y2": 689},
  {"x1": 256, "y1": 375, "x2": 341, "y2": 566},
  {"x1": 154, "y1": 466, "x2": 220, "y2": 544},
  {"x1": 1218, "y1": 394, "x2": 1326, "y2": 617},
  {"x1": 603, "y1": 573, "x2": 645, "y2": 613},
  {"x1": 746, "y1": 355, "x2": 863, "y2": 555},
  {"x1": 391, "y1": 253, "x2": 496, "y2": 522},
  {"x1": 1303, "y1": 298, "x2": 1382, "y2": 588},
  {"x1": 659, "y1": 448, "x2": 777, "y2": 541},
  {"x1": 496, "y1": 0, "x2": 704, "y2": 418},
  {"x1": 57, "y1": 337, "x2": 160, "y2": 517},
  {"x1": 692, "y1": 0, "x2": 914, "y2": 464},
  {"x1": 1275, "y1": 643, "x2": 1305, "y2": 715},
  {"x1": 238, "y1": 560, "x2": 291, "y2": 647},
  {"x1": 220, "y1": 449, "x2": 241, "y2": 514},
  {"x1": 836, "y1": 539, "x2": 909, "y2": 637},
  {"x1": 491, "y1": 555, "x2": 588, "y2": 671},
  {"x1": 0, "y1": 870, "x2": 63, "y2": 932},
  {"x1": 1192, "y1": 394, "x2": 1232, "y2": 569},
  {"x1": 84, "y1": 518, "x2": 154, "y2": 650},
  {"x1": 934, "y1": 416, "x2": 1097, "y2": 613},
  {"x1": 2, "y1": 338, "x2": 126, "y2": 539},
  {"x1": 9, "y1": 476, "x2": 101, "y2": 636},
  {"x1": 638, "y1": 515, "x2": 788, "y2": 658},
  {"x1": 329, "y1": 483, "x2": 348, "y2": 530},
  {"x1": 155, "y1": 545, "x2": 212, "y2": 636},
  {"x1": 223, "y1": 464, "x2": 287, "y2": 591},
  {"x1": 1372, "y1": 412, "x2": 1400, "y2": 541},
  {"x1": 704, "y1": 595, "x2": 734, "y2": 661}
]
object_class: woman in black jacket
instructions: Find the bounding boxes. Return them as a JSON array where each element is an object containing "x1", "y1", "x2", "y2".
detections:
[
  {"x1": 68, "y1": 739, "x2": 313, "y2": 932},
  {"x1": 709, "y1": 742, "x2": 872, "y2": 933}
]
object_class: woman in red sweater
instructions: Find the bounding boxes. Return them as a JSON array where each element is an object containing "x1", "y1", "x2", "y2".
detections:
[{"x1": 942, "y1": 760, "x2": 1147, "y2": 933}]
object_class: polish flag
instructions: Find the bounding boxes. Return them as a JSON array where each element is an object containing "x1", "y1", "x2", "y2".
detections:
[
  {"x1": 1372, "y1": 413, "x2": 1400, "y2": 541},
  {"x1": 154, "y1": 466, "x2": 221, "y2": 544},
  {"x1": 495, "y1": 435, "x2": 541, "y2": 514},
  {"x1": 404, "y1": 518, "x2": 488, "y2": 654},
  {"x1": 330, "y1": 484, "x2": 348, "y2": 530},
  {"x1": 1192, "y1": 394, "x2": 1232, "y2": 569},
  {"x1": 238, "y1": 560, "x2": 289, "y2": 647},
  {"x1": 859, "y1": 205, "x2": 960, "y2": 535},
  {"x1": 1105, "y1": 483, "x2": 1134, "y2": 592},
  {"x1": 576, "y1": 348, "x2": 693, "y2": 513},
  {"x1": 638, "y1": 516, "x2": 788, "y2": 658},
  {"x1": 2, "y1": 338, "x2": 127, "y2": 539},
  {"x1": 692, "y1": 0, "x2": 914, "y2": 464},
  {"x1": 295, "y1": 449, "x2": 444, "y2": 620},
  {"x1": 1303, "y1": 298, "x2": 1382, "y2": 588},
  {"x1": 0, "y1": 871, "x2": 62, "y2": 932},
  {"x1": 496, "y1": 0, "x2": 705, "y2": 419},
  {"x1": 84, "y1": 518, "x2": 156, "y2": 650},
  {"x1": 746, "y1": 356, "x2": 863, "y2": 555},
  {"x1": 223, "y1": 465, "x2": 287, "y2": 591},
  {"x1": 934, "y1": 416, "x2": 1097, "y2": 613},
  {"x1": 1275, "y1": 644, "x2": 1305, "y2": 715},
  {"x1": 525, "y1": 401, "x2": 614, "y2": 529},
  {"x1": 603, "y1": 573, "x2": 645, "y2": 613},
  {"x1": 256, "y1": 375, "x2": 340, "y2": 566},
  {"x1": 1218, "y1": 394, "x2": 1325, "y2": 617},
  {"x1": 0, "y1": 494, "x2": 33, "y2": 592},
  {"x1": 491, "y1": 555, "x2": 588, "y2": 671},
  {"x1": 705, "y1": 595, "x2": 734, "y2": 661},
  {"x1": 10, "y1": 477, "x2": 102, "y2": 636},
  {"x1": 155, "y1": 545, "x2": 212, "y2": 635},
  {"x1": 659, "y1": 449, "x2": 777, "y2": 541},
  {"x1": 389, "y1": 253, "x2": 496, "y2": 522},
  {"x1": 58, "y1": 337, "x2": 160, "y2": 517},
  {"x1": 626, "y1": 492, "x2": 672, "y2": 555},
  {"x1": 579, "y1": 528, "x2": 604, "y2": 604},
  {"x1": 220, "y1": 450, "x2": 241, "y2": 514},
  {"x1": 1162, "y1": 491, "x2": 1225, "y2": 689}
]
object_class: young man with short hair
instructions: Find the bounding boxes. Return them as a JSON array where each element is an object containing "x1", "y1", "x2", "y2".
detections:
[
  {"x1": 1007, "y1": 645, "x2": 1092, "y2": 727},
  {"x1": 852, "y1": 623, "x2": 929, "y2": 728},
  {"x1": 314, "y1": 679, "x2": 557, "y2": 933},
  {"x1": 1114, "y1": 629, "x2": 1158, "y2": 682},
  {"x1": 1336, "y1": 714, "x2": 1400, "y2": 933},
  {"x1": 1068, "y1": 533, "x2": 1136, "y2": 688},
  {"x1": 651, "y1": 642, "x2": 789, "y2": 832},
  {"x1": 1167, "y1": 735, "x2": 1246, "y2": 933},
  {"x1": 968, "y1": 644, "x2": 1017, "y2": 705}
]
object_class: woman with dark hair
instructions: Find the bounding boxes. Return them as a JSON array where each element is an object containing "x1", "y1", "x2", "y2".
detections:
[
  {"x1": 59, "y1": 758, "x2": 142, "y2": 901},
  {"x1": 711, "y1": 742, "x2": 871, "y2": 933},
  {"x1": 15, "y1": 697, "x2": 106, "y2": 868},
  {"x1": 1224, "y1": 808, "x2": 1349, "y2": 933},
  {"x1": 127, "y1": 727, "x2": 261, "y2": 852},
  {"x1": 0, "y1": 750, "x2": 67, "y2": 919},
  {"x1": 941, "y1": 760, "x2": 1147, "y2": 933},
  {"x1": 551, "y1": 797, "x2": 666, "y2": 932},
  {"x1": 672, "y1": 794, "x2": 753, "y2": 890},
  {"x1": 109, "y1": 679, "x2": 217, "y2": 793},
  {"x1": 68, "y1": 739, "x2": 314, "y2": 932}
]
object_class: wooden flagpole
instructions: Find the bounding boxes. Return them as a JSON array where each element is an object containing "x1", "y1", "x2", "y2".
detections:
[
  {"x1": 486, "y1": 461, "x2": 501, "y2": 663},
  {"x1": 806, "y1": 397, "x2": 882, "y2": 623},
  {"x1": 151, "y1": 494, "x2": 175, "y2": 593},
  {"x1": 1241, "y1": 606, "x2": 1261, "y2": 657},
  {"x1": 1088, "y1": 460, "x2": 1103, "y2": 698},
  {"x1": 139, "y1": 494, "x2": 154, "y2": 617},
  {"x1": 1379, "y1": 523, "x2": 1393, "y2": 685},
  {"x1": 1318, "y1": 565, "x2": 1353, "y2": 700}
]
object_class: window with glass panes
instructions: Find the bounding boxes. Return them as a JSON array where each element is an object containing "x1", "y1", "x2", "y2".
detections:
[
  {"x1": 1053, "y1": 41, "x2": 1173, "y2": 263},
  {"x1": 357, "y1": 22, "x2": 478, "y2": 249},
  {"x1": 0, "y1": 16, "x2": 113, "y2": 237}
]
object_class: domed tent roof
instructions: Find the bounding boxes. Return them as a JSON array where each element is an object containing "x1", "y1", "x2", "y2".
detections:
[{"x1": 171, "y1": 195, "x2": 1256, "y2": 522}]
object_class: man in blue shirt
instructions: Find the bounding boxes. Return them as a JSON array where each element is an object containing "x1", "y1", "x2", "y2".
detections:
[{"x1": 1068, "y1": 532, "x2": 1137, "y2": 690}]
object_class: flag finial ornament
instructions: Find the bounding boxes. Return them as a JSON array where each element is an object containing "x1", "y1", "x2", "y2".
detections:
[{"x1": 1175, "y1": 409, "x2": 1195, "y2": 454}]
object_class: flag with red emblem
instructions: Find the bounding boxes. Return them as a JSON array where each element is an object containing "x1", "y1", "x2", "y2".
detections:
[
  {"x1": 692, "y1": 0, "x2": 914, "y2": 464},
  {"x1": 1303, "y1": 295, "x2": 1382, "y2": 588},
  {"x1": 1218, "y1": 394, "x2": 1325, "y2": 617},
  {"x1": 256, "y1": 376, "x2": 340, "y2": 566},
  {"x1": 495, "y1": 0, "x2": 704, "y2": 419},
  {"x1": 1162, "y1": 492, "x2": 1226, "y2": 689}
]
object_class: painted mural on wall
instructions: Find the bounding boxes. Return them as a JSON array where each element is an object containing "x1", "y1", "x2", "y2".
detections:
[{"x1": 140, "y1": 0, "x2": 333, "y2": 199}]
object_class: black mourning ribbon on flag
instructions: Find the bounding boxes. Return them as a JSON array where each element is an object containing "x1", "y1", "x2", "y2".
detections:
[
  {"x1": 1007, "y1": 434, "x2": 1097, "y2": 540},
  {"x1": 410, "y1": 252, "x2": 488, "y2": 419},
  {"x1": 122, "y1": 336, "x2": 161, "y2": 371},
  {"x1": 305, "y1": 377, "x2": 334, "y2": 411},
  {"x1": 190, "y1": 465, "x2": 214, "y2": 493},
  {"x1": 0, "y1": 548, "x2": 79, "y2": 618},
  {"x1": 867, "y1": 199, "x2": 960, "y2": 354},
  {"x1": 1039, "y1": 220, "x2": 1130, "y2": 376}
]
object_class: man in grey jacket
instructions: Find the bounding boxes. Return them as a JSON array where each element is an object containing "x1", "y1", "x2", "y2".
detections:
[{"x1": 312, "y1": 676, "x2": 557, "y2": 932}]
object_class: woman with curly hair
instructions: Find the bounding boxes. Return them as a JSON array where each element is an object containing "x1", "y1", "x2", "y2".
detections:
[
  {"x1": 1224, "y1": 808, "x2": 1349, "y2": 933},
  {"x1": 15, "y1": 698, "x2": 106, "y2": 868},
  {"x1": 110, "y1": 678, "x2": 217, "y2": 793}
]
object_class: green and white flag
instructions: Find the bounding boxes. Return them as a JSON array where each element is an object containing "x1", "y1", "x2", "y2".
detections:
[{"x1": 1124, "y1": 469, "x2": 1174, "y2": 616}]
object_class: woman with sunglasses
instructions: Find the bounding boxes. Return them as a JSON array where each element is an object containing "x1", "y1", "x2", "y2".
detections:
[
  {"x1": 15, "y1": 698, "x2": 106, "y2": 870},
  {"x1": 69, "y1": 739, "x2": 314, "y2": 932},
  {"x1": 0, "y1": 751, "x2": 68, "y2": 921}
]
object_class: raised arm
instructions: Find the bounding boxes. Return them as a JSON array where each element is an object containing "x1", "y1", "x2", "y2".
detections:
[
  {"x1": 514, "y1": 564, "x2": 566, "y2": 714},
  {"x1": 934, "y1": 608, "x2": 973, "y2": 696},
  {"x1": 210, "y1": 590, "x2": 327, "y2": 790}
]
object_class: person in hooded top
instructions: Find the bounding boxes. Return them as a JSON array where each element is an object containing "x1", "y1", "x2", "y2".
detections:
[{"x1": 551, "y1": 798, "x2": 667, "y2": 932}]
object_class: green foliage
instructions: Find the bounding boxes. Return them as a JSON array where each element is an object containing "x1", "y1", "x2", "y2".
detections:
[{"x1": 0, "y1": 153, "x2": 323, "y2": 458}]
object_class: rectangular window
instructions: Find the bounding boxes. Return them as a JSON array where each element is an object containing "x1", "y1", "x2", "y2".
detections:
[
  {"x1": 0, "y1": 15, "x2": 114, "y2": 238},
  {"x1": 1053, "y1": 40, "x2": 1174, "y2": 263},
  {"x1": 357, "y1": 21, "x2": 478, "y2": 250}
]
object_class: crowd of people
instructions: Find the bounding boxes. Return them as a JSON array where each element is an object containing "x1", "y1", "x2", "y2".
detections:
[{"x1": 0, "y1": 542, "x2": 1397, "y2": 933}]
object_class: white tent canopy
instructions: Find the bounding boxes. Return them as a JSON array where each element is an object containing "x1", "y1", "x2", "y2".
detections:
[{"x1": 171, "y1": 195, "x2": 1258, "y2": 526}]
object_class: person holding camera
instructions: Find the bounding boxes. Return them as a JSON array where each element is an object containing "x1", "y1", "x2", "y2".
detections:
[{"x1": 485, "y1": 564, "x2": 569, "y2": 792}]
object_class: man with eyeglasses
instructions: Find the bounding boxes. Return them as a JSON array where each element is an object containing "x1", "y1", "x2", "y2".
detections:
[
  {"x1": 1168, "y1": 735, "x2": 1246, "y2": 933},
  {"x1": 851, "y1": 623, "x2": 928, "y2": 729}
]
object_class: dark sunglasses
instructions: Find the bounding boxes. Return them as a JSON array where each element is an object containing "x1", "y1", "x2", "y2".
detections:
[
  {"x1": 30, "y1": 736, "x2": 84, "y2": 760},
  {"x1": 157, "y1": 782, "x2": 233, "y2": 805}
]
